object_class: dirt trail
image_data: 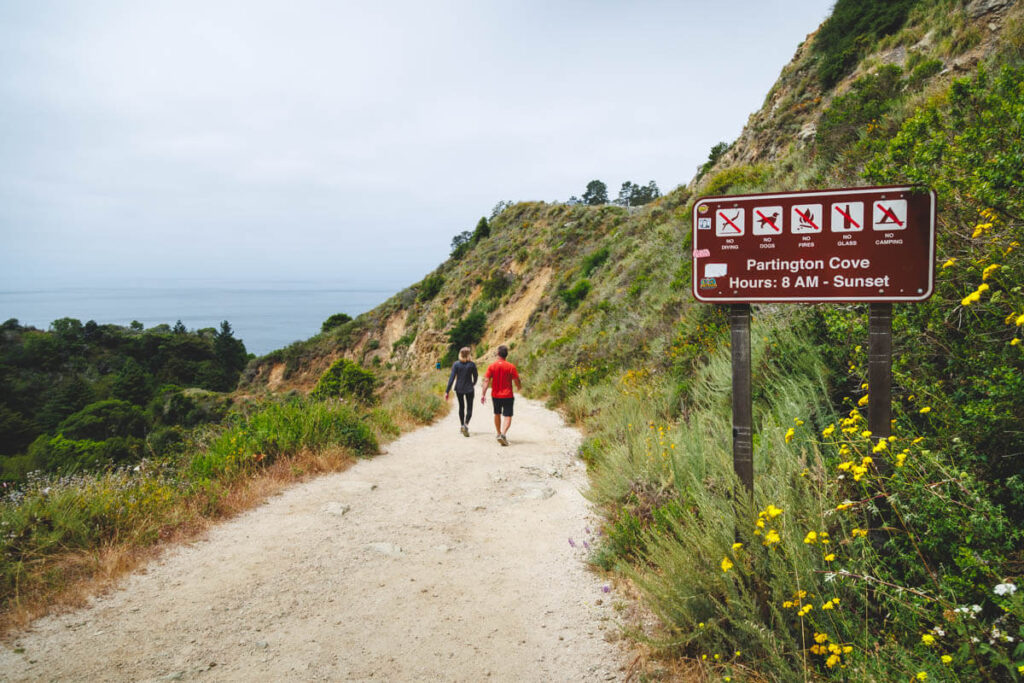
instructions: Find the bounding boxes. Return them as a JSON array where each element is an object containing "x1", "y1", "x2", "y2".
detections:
[{"x1": 1, "y1": 398, "x2": 627, "y2": 681}]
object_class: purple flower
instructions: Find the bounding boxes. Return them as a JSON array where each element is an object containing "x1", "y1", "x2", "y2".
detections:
[
  {"x1": 583, "y1": 541, "x2": 590, "y2": 550},
  {"x1": 568, "y1": 538, "x2": 576, "y2": 548},
  {"x1": 602, "y1": 585, "x2": 610, "y2": 593}
]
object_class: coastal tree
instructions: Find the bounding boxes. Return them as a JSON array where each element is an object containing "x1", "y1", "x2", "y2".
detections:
[{"x1": 581, "y1": 180, "x2": 608, "y2": 205}]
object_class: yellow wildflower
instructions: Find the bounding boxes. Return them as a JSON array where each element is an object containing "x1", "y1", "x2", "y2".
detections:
[
  {"x1": 822, "y1": 424, "x2": 836, "y2": 437},
  {"x1": 861, "y1": 430, "x2": 872, "y2": 438},
  {"x1": 785, "y1": 427, "x2": 795, "y2": 444},
  {"x1": 982, "y1": 264, "x2": 1000, "y2": 280},
  {"x1": 962, "y1": 290, "x2": 982, "y2": 306},
  {"x1": 826, "y1": 654, "x2": 841, "y2": 668},
  {"x1": 916, "y1": 672, "x2": 928, "y2": 681},
  {"x1": 795, "y1": 590, "x2": 807, "y2": 598},
  {"x1": 782, "y1": 600, "x2": 794, "y2": 608},
  {"x1": 798, "y1": 604, "x2": 813, "y2": 616},
  {"x1": 852, "y1": 528, "x2": 868, "y2": 538},
  {"x1": 1016, "y1": 313, "x2": 1024, "y2": 326},
  {"x1": 873, "y1": 439, "x2": 888, "y2": 453},
  {"x1": 941, "y1": 258, "x2": 956, "y2": 268},
  {"x1": 836, "y1": 502, "x2": 852, "y2": 511},
  {"x1": 794, "y1": 418, "x2": 804, "y2": 426},
  {"x1": 804, "y1": 531, "x2": 818, "y2": 544},
  {"x1": 1013, "y1": 339, "x2": 1021, "y2": 346},
  {"x1": 763, "y1": 529, "x2": 781, "y2": 545},
  {"x1": 721, "y1": 556, "x2": 733, "y2": 572},
  {"x1": 896, "y1": 452, "x2": 907, "y2": 468},
  {"x1": 912, "y1": 437, "x2": 924, "y2": 444},
  {"x1": 763, "y1": 505, "x2": 783, "y2": 518},
  {"x1": 732, "y1": 542, "x2": 743, "y2": 551},
  {"x1": 825, "y1": 553, "x2": 836, "y2": 562},
  {"x1": 921, "y1": 634, "x2": 935, "y2": 646},
  {"x1": 814, "y1": 632, "x2": 829, "y2": 643},
  {"x1": 919, "y1": 406, "x2": 931, "y2": 414},
  {"x1": 857, "y1": 394, "x2": 870, "y2": 406},
  {"x1": 941, "y1": 655, "x2": 952, "y2": 665}
]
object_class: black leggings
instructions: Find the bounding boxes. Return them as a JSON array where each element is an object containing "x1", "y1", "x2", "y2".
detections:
[{"x1": 456, "y1": 392, "x2": 474, "y2": 425}]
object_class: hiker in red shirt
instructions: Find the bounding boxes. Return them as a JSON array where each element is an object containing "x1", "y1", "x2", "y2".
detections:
[{"x1": 480, "y1": 345, "x2": 521, "y2": 446}]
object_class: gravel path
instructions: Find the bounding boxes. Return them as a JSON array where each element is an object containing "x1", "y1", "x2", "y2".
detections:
[{"x1": 1, "y1": 398, "x2": 626, "y2": 681}]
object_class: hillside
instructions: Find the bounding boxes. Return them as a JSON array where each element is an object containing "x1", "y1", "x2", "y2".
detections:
[{"x1": 242, "y1": 0, "x2": 1024, "y2": 679}]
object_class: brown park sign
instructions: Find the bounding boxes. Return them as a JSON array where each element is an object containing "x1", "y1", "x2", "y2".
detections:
[{"x1": 691, "y1": 185, "x2": 937, "y2": 303}]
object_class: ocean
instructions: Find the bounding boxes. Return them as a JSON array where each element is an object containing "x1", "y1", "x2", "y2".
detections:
[{"x1": 0, "y1": 282, "x2": 400, "y2": 356}]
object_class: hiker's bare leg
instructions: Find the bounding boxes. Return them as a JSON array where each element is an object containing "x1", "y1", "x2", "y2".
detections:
[
  {"x1": 501, "y1": 416, "x2": 512, "y2": 436},
  {"x1": 494, "y1": 414, "x2": 501, "y2": 434}
]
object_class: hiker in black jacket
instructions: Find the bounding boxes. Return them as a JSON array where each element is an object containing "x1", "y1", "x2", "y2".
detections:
[{"x1": 445, "y1": 347, "x2": 478, "y2": 437}]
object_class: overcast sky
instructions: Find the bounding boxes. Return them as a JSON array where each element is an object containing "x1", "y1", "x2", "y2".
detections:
[{"x1": 0, "y1": 0, "x2": 834, "y2": 292}]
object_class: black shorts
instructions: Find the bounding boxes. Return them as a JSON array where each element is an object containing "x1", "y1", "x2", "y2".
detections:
[{"x1": 491, "y1": 397, "x2": 514, "y2": 416}]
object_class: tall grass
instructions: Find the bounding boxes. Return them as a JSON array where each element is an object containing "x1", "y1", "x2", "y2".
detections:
[{"x1": 537, "y1": 303, "x2": 1022, "y2": 680}]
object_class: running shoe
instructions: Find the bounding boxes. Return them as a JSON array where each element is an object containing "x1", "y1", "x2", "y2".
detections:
[
  {"x1": 461, "y1": 424, "x2": 469, "y2": 437},
  {"x1": 498, "y1": 433, "x2": 508, "y2": 446}
]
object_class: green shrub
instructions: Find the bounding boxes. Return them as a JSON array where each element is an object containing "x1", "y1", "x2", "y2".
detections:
[
  {"x1": 392, "y1": 331, "x2": 416, "y2": 351},
  {"x1": 559, "y1": 280, "x2": 591, "y2": 310},
  {"x1": 417, "y1": 273, "x2": 444, "y2": 302},
  {"x1": 581, "y1": 246, "x2": 610, "y2": 276},
  {"x1": 321, "y1": 313, "x2": 352, "y2": 334},
  {"x1": 444, "y1": 310, "x2": 488, "y2": 364},
  {"x1": 311, "y1": 358, "x2": 378, "y2": 403},
  {"x1": 480, "y1": 271, "x2": 513, "y2": 300}
]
